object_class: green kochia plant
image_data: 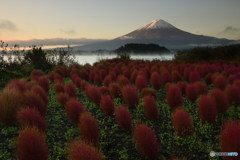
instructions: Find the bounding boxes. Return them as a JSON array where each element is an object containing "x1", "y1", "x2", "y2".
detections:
[
  {"x1": 116, "y1": 52, "x2": 131, "y2": 60},
  {"x1": 24, "y1": 46, "x2": 52, "y2": 71},
  {"x1": 21, "y1": 61, "x2": 34, "y2": 76}
]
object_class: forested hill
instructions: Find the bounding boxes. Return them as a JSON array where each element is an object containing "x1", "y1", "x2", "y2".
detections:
[{"x1": 114, "y1": 43, "x2": 170, "y2": 54}]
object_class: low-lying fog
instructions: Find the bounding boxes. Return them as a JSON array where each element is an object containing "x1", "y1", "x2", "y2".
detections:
[
  {"x1": 1, "y1": 50, "x2": 176, "y2": 66},
  {"x1": 74, "y1": 53, "x2": 176, "y2": 65}
]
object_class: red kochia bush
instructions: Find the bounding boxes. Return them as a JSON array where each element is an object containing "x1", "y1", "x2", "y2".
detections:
[
  {"x1": 201, "y1": 65, "x2": 209, "y2": 78},
  {"x1": 122, "y1": 85, "x2": 140, "y2": 109},
  {"x1": 172, "y1": 107, "x2": 193, "y2": 138},
  {"x1": 205, "y1": 73, "x2": 213, "y2": 85},
  {"x1": 221, "y1": 71, "x2": 228, "y2": 79},
  {"x1": 167, "y1": 85, "x2": 183, "y2": 109},
  {"x1": 109, "y1": 82, "x2": 122, "y2": 99},
  {"x1": 53, "y1": 82, "x2": 65, "y2": 94},
  {"x1": 54, "y1": 65, "x2": 65, "y2": 77},
  {"x1": 31, "y1": 85, "x2": 48, "y2": 107},
  {"x1": 66, "y1": 138, "x2": 105, "y2": 160},
  {"x1": 135, "y1": 75, "x2": 148, "y2": 91},
  {"x1": 73, "y1": 77, "x2": 81, "y2": 89},
  {"x1": 6, "y1": 79, "x2": 28, "y2": 93},
  {"x1": 94, "y1": 74, "x2": 103, "y2": 86},
  {"x1": 171, "y1": 71, "x2": 182, "y2": 83},
  {"x1": 79, "y1": 112, "x2": 100, "y2": 143},
  {"x1": 104, "y1": 75, "x2": 112, "y2": 87},
  {"x1": 48, "y1": 72, "x2": 55, "y2": 83},
  {"x1": 133, "y1": 123, "x2": 159, "y2": 159},
  {"x1": 65, "y1": 99, "x2": 85, "y2": 125},
  {"x1": 219, "y1": 120, "x2": 240, "y2": 160},
  {"x1": 123, "y1": 70, "x2": 130, "y2": 79},
  {"x1": 113, "y1": 67, "x2": 121, "y2": 76},
  {"x1": 212, "y1": 72, "x2": 220, "y2": 83},
  {"x1": 131, "y1": 70, "x2": 138, "y2": 83},
  {"x1": 53, "y1": 73, "x2": 64, "y2": 84},
  {"x1": 109, "y1": 71, "x2": 117, "y2": 82},
  {"x1": 71, "y1": 73, "x2": 79, "y2": 81},
  {"x1": 194, "y1": 81, "x2": 208, "y2": 95},
  {"x1": 233, "y1": 80, "x2": 240, "y2": 89},
  {"x1": 15, "y1": 125, "x2": 49, "y2": 160},
  {"x1": 80, "y1": 80, "x2": 89, "y2": 91},
  {"x1": 143, "y1": 95, "x2": 158, "y2": 120},
  {"x1": 141, "y1": 88, "x2": 157, "y2": 100},
  {"x1": 65, "y1": 82, "x2": 77, "y2": 98},
  {"x1": 24, "y1": 91, "x2": 46, "y2": 116},
  {"x1": 198, "y1": 95, "x2": 217, "y2": 124},
  {"x1": 56, "y1": 92, "x2": 71, "y2": 109},
  {"x1": 225, "y1": 85, "x2": 240, "y2": 106},
  {"x1": 227, "y1": 74, "x2": 237, "y2": 85},
  {"x1": 67, "y1": 65, "x2": 74, "y2": 77},
  {"x1": 100, "y1": 69, "x2": 107, "y2": 80},
  {"x1": 186, "y1": 84, "x2": 198, "y2": 103},
  {"x1": 161, "y1": 70, "x2": 173, "y2": 85},
  {"x1": 117, "y1": 75, "x2": 131, "y2": 87},
  {"x1": 137, "y1": 70, "x2": 148, "y2": 80},
  {"x1": 87, "y1": 85, "x2": 102, "y2": 105},
  {"x1": 100, "y1": 95, "x2": 115, "y2": 116},
  {"x1": 183, "y1": 68, "x2": 191, "y2": 82},
  {"x1": 84, "y1": 84, "x2": 91, "y2": 99},
  {"x1": 17, "y1": 107, "x2": 46, "y2": 132},
  {"x1": 151, "y1": 72, "x2": 162, "y2": 90},
  {"x1": 209, "y1": 89, "x2": 229, "y2": 113},
  {"x1": 151, "y1": 65, "x2": 158, "y2": 74},
  {"x1": 89, "y1": 71, "x2": 96, "y2": 82},
  {"x1": 30, "y1": 69, "x2": 45, "y2": 81},
  {"x1": 0, "y1": 88, "x2": 23, "y2": 126},
  {"x1": 99, "y1": 86, "x2": 110, "y2": 95},
  {"x1": 115, "y1": 105, "x2": 132, "y2": 131},
  {"x1": 79, "y1": 69, "x2": 89, "y2": 81},
  {"x1": 214, "y1": 75, "x2": 227, "y2": 91},
  {"x1": 38, "y1": 76, "x2": 49, "y2": 93},
  {"x1": 26, "y1": 80, "x2": 38, "y2": 90},
  {"x1": 165, "y1": 82, "x2": 174, "y2": 92},
  {"x1": 179, "y1": 64, "x2": 186, "y2": 76},
  {"x1": 189, "y1": 71, "x2": 201, "y2": 83},
  {"x1": 176, "y1": 81, "x2": 187, "y2": 95}
]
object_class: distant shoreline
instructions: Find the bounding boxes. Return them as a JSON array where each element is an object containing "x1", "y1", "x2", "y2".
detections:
[{"x1": 72, "y1": 51, "x2": 175, "y2": 55}]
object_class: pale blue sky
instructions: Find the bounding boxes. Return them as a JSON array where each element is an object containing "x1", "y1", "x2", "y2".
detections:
[{"x1": 1, "y1": 0, "x2": 240, "y2": 46}]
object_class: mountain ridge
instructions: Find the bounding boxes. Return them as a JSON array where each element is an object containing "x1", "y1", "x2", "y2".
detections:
[{"x1": 70, "y1": 19, "x2": 238, "y2": 51}]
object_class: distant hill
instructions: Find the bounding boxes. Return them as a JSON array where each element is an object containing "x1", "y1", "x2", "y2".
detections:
[{"x1": 114, "y1": 43, "x2": 170, "y2": 54}]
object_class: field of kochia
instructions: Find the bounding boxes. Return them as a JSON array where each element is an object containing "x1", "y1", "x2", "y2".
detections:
[{"x1": 0, "y1": 58, "x2": 240, "y2": 160}]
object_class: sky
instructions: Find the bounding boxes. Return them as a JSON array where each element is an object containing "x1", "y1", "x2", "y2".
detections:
[{"x1": 1, "y1": 0, "x2": 240, "y2": 48}]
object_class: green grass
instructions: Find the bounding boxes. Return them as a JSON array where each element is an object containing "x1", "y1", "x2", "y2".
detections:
[{"x1": 0, "y1": 77, "x2": 240, "y2": 160}]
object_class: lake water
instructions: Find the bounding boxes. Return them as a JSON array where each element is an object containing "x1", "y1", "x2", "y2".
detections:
[
  {"x1": 1, "y1": 53, "x2": 175, "y2": 66},
  {"x1": 75, "y1": 53, "x2": 175, "y2": 65}
]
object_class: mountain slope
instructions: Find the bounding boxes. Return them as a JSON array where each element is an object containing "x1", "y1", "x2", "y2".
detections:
[
  {"x1": 117, "y1": 19, "x2": 195, "y2": 39},
  {"x1": 71, "y1": 19, "x2": 237, "y2": 51}
]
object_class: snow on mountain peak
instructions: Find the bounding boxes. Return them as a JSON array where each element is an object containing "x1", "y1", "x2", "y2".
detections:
[{"x1": 137, "y1": 19, "x2": 176, "y2": 30}]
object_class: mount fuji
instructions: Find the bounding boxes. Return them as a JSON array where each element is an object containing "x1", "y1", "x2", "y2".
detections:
[{"x1": 71, "y1": 19, "x2": 237, "y2": 51}]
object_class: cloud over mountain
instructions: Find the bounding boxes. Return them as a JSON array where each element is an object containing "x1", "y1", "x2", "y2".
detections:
[
  {"x1": 0, "y1": 20, "x2": 18, "y2": 31},
  {"x1": 223, "y1": 26, "x2": 240, "y2": 33},
  {"x1": 217, "y1": 26, "x2": 240, "y2": 40},
  {"x1": 60, "y1": 29, "x2": 76, "y2": 35}
]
